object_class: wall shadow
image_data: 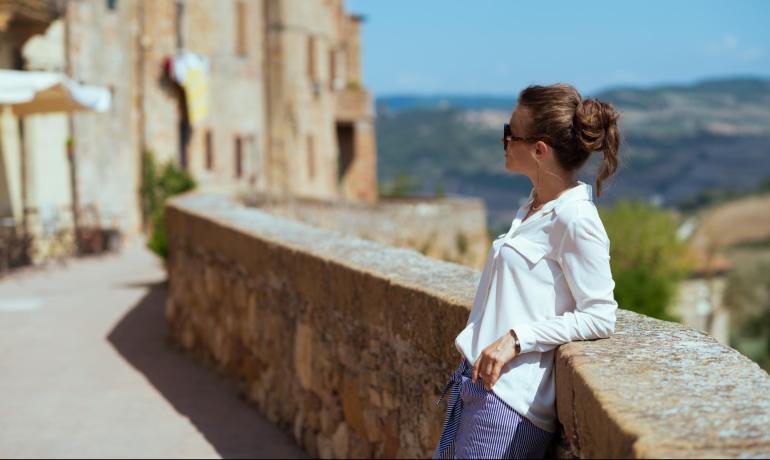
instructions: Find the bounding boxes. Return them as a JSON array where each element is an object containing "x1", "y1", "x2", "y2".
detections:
[{"x1": 106, "y1": 280, "x2": 308, "y2": 459}]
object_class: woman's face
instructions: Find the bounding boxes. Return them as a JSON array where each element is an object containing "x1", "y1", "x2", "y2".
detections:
[
  {"x1": 504, "y1": 105, "x2": 553, "y2": 180},
  {"x1": 504, "y1": 105, "x2": 537, "y2": 174}
]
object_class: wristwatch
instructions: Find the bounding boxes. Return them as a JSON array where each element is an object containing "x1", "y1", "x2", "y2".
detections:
[{"x1": 509, "y1": 329, "x2": 521, "y2": 355}]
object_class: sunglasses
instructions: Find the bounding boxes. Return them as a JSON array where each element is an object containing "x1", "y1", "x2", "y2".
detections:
[{"x1": 502, "y1": 123, "x2": 542, "y2": 151}]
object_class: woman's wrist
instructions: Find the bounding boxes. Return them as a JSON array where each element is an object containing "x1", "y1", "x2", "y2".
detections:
[{"x1": 509, "y1": 328, "x2": 521, "y2": 356}]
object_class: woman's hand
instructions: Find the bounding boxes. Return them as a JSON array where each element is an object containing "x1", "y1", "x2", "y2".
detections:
[{"x1": 472, "y1": 332, "x2": 519, "y2": 391}]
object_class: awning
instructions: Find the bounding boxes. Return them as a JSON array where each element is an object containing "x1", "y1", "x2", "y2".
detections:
[{"x1": 0, "y1": 69, "x2": 111, "y2": 116}]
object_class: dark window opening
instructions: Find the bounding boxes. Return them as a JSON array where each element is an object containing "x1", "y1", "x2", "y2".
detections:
[
  {"x1": 236, "y1": 1, "x2": 247, "y2": 56},
  {"x1": 175, "y1": 0, "x2": 185, "y2": 50},
  {"x1": 12, "y1": 47, "x2": 24, "y2": 70},
  {"x1": 174, "y1": 82, "x2": 191, "y2": 171},
  {"x1": 336, "y1": 123, "x2": 354, "y2": 182},
  {"x1": 179, "y1": 119, "x2": 191, "y2": 170},
  {"x1": 307, "y1": 36, "x2": 316, "y2": 79},
  {"x1": 234, "y1": 136, "x2": 243, "y2": 178},
  {"x1": 205, "y1": 130, "x2": 214, "y2": 170},
  {"x1": 307, "y1": 135, "x2": 315, "y2": 179}
]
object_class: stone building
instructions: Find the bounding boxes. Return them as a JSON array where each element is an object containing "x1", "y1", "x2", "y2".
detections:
[
  {"x1": 672, "y1": 247, "x2": 732, "y2": 345},
  {"x1": 0, "y1": 0, "x2": 377, "y2": 256},
  {"x1": 0, "y1": 1, "x2": 72, "y2": 265}
]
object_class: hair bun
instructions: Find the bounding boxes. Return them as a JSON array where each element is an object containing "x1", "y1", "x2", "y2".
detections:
[{"x1": 573, "y1": 98, "x2": 620, "y2": 153}]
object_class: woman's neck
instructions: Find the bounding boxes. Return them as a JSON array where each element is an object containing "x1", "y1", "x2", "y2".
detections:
[{"x1": 533, "y1": 178, "x2": 579, "y2": 206}]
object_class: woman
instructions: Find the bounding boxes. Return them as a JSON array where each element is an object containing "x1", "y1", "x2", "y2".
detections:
[{"x1": 432, "y1": 83, "x2": 621, "y2": 459}]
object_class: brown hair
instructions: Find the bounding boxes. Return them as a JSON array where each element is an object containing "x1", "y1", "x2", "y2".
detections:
[{"x1": 517, "y1": 83, "x2": 621, "y2": 198}]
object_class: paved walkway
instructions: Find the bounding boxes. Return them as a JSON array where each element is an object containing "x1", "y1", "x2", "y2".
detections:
[{"x1": 0, "y1": 238, "x2": 308, "y2": 459}]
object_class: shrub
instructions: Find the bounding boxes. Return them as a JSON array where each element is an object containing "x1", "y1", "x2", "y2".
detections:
[{"x1": 140, "y1": 150, "x2": 196, "y2": 259}]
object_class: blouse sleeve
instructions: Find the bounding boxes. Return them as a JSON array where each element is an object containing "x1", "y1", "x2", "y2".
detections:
[{"x1": 511, "y1": 215, "x2": 618, "y2": 354}]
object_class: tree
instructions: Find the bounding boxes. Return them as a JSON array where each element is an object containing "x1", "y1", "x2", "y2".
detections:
[{"x1": 599, "y1": 199, "x2": 695, "y2": 321}]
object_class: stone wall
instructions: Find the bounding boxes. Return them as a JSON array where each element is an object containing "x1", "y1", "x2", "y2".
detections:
[
  {"x1": 242, "y1": 191, "x2": 490, "y2": 270},
  {"x1": 165, "y1": 192, "x2": 770, "y2": 459}
]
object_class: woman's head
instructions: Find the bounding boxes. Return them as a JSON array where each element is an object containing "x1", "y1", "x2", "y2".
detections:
[{"x1": 503, "y1": 83, "x2": 621, "y2": 198}]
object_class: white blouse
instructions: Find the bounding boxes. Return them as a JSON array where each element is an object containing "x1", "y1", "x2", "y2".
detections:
[{"x1": 453, "y1": 180, "x2": 618, "y2": 433}]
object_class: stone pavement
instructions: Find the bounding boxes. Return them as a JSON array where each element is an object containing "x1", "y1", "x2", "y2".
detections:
[{"x1": 0, "y1": 238, "x2": 308, "y2": 459}]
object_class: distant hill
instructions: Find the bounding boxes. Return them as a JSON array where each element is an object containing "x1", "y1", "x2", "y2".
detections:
[
  {"x1": 376, "y1": 95, "x2": 517, "y2": 113},
  {"x1": 374, "y1": 76, "x2": 770, "y2": 233},
  {"x1": 377, "y1": 76, "x2": 770, "y2": 138}
]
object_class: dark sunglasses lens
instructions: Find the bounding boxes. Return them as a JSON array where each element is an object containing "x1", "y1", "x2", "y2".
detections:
[{"x1": 503, "y1": 124, "x2": 510, "y2": 150}]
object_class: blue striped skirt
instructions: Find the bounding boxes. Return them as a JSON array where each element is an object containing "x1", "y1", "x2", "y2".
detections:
[{"x1": 432, "y1": 357, "x2": 555, "y2": 459}]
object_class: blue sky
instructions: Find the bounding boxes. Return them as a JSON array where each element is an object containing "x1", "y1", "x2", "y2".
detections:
[{"x1": 346, "y1": 0, "x2": 770, "y2": 97}]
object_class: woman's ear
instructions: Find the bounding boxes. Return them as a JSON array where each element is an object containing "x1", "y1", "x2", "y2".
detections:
[{"x1": 534, "y1": 140, "x2": 549, "y2": 160}]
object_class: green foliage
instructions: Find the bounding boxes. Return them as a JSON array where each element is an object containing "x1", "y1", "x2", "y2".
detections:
[
  {"x1": 455, "y1": 232, "x2": 468, "y2": 256},
  {"x1": 379, "y1": 171, "x2": 421, "y2": 197},
  {"x1": 612, "y1": 266, "x2": 678, "y2": 321},
  {"x1": 486, "y1": 223, "x2": 508, "y2": 244},
  {"x1": 140, "y1": 150, "x2": 196, "y2": 259},
  {"x1": 600, "y1": 199, "x2": 695, "y2": 321},
  {"x1": 140, "y1": 150, "x2": 159, "y2": 222},
  {"x1": 757, "y1": 173, "x2": 770, "y2": 193},
  {"x1": 434, "y1": 181, "x2": 446, "y2": 198},
  {"x1": 147, "y1": 209, "x2": 168, "y2": 259},
  {"x1": 722, "y1": 260, "x2": 770, "y2": 372},
  {"x1": 731, "y1": 235, "x2": 770, "y2": 250}
]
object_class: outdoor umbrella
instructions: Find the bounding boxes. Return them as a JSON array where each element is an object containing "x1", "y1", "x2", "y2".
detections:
[{"x1": 0, "y1": 69, "x2": 111, "y2": 115}]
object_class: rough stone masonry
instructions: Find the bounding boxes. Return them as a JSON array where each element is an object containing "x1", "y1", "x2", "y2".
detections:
[{"x1": 165, "y1": 192, "x2": 770, "y2": 459}]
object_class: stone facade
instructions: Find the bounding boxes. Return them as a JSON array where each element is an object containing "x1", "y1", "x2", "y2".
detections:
[
  {"x1": 1, "y1": 0, "x2": 377, "y2": 247},
  {"x1": 165, "y1": 191, "x2": 770, "y2": 459},
  {"x1": 66, "y1": 1, "x2": 143, "y2": 239},
  {"x1": 672, "y1": 276, "x2": 730, "y2": 346},
  {"x1": 262, "y1": 0, "x2": 377, "y2": 203}
]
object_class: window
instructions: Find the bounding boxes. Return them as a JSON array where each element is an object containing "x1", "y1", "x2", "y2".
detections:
[
  {"x1": 336, "y1": 123, "x2": 354, "y2": 182},
  {"x1": 175, "y1": 0, "x2": 184, "y2": 50},
  {"x1": 234, "y1": 136, "x2": 243, "y2": 178},
  {"x1": 307, "y1": 135, "x2": 315, "y2": 179},
  {"x1": 205, "y1": 130, "x2": 214, "y2": 170},
  {"x1": 329, "y1": 49, "x2": 336, "y2": 91},
  {"x1": 235, "y1": 1, "x2": 247, "y2": 57},
  {"x1": 307, "y1": 36, "x2": 316, "y2": 80},
  {"x1": 106, "y1": 0, "x2": 118, "y2": 11},
  {"x1": 179, "y1": 118, "x2": 191, "y2": 171}
]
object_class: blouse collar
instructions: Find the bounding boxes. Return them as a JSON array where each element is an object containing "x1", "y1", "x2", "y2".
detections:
[{"x1": 525, "y1": 180, "x2": 594, "y2": 216}]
